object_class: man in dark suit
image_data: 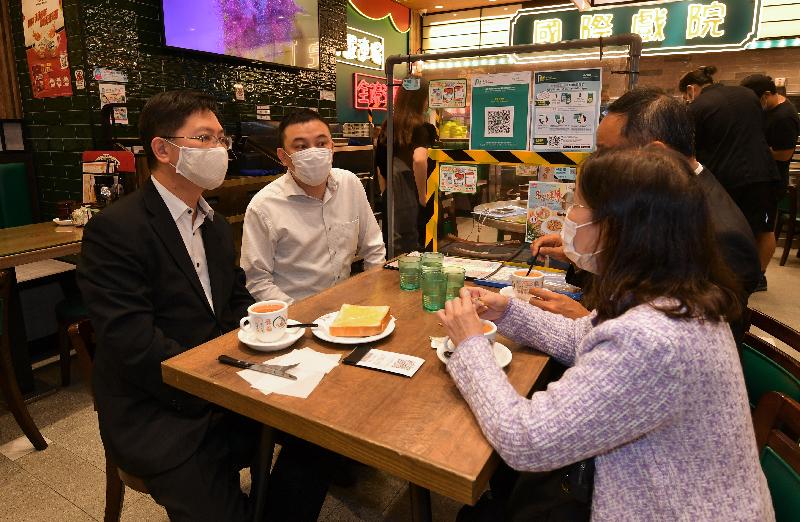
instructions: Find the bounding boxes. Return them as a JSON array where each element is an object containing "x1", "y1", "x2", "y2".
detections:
[
  {"x1": 78, "y1": 90, "x2": 331, "y2": 521},
  {"x1": 530, "y1": 88, "x2": 760, "y2": 342}
]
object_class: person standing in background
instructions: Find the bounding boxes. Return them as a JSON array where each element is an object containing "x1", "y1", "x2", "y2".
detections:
[
  {"x1": 680, "y1": 66, "x2": 783, "y2": 291},
  {"x1": 740, "y1": 74, "x2": 800, "y2": 190},
  {"x1": 375, "y1": 76, "x2": 438, "y2": 254}
]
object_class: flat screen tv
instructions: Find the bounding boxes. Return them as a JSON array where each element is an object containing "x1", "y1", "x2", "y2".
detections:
[{"x1": 163, "y1": 0, "x2": 319, "y2": 69}]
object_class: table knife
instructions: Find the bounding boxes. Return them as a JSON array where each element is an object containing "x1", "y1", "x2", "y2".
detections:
[{"x1": 218, "y1": 354, "x2": 298, "y2": 380}]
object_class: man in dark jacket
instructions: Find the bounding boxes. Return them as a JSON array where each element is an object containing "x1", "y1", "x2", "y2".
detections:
[
  {"x1": 531, "y1": 88, "x2": 761, "y2": 342},
  {"x1": 78, "y1": 90, "x2": 331, "y2": 521}
]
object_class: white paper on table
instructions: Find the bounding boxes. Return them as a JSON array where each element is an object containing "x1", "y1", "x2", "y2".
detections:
[
  {"x1": 355, "y1": 349, "x2": 424, "y2": 378},
  {"x1": 237, "y1": 347, "x2": 342, "y2": 398}
]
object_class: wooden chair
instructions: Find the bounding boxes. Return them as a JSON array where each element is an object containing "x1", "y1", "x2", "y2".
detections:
[
  {"x1": 0, "y1": 270, "x2": 47, "y2": 450},
  {"x1": 741, "y1": 309, "x2": 800, "y2": 409},
  {"x1": 752, "y1": 391, "x2": 800, "y2": 521},
  {"x1": 67, "y1": 319, "x2": 149, "y2": 522}
]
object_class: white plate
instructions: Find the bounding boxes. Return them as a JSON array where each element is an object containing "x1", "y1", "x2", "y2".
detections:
[
  {"x1": 437, "y1": 339, "x2": 512, "y2": 368},
  {"x1": 311, "y1": 312, "x2": 396, "y2": 345},
  {"x1": 52, "y1": 218, "x2": 73, "y2": 226},
  {"x1": 238, "y1": 319, "x2": 305, "y2": 352}
]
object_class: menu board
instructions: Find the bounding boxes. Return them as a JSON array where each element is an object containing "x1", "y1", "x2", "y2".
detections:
[
  {"x1": 525, "y1": 181, "x2": 574, "y2": 242},
  {"x1": 439, "y1": 163, "x2": 477, "y2": 194},
  {"x1": 470, "y1": 72, "x2": 531, "y2": 151},
  {"x1": 429, "y1": 79, "x2": 467, "y2": 109},
  {"x1": 531, "y1": 68, "x2": 601, "y2": 152}
]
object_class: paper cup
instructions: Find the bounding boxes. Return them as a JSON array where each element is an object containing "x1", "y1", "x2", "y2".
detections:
[{"x1": 240, "y1": 300, "x2": 288, "y2": 342}]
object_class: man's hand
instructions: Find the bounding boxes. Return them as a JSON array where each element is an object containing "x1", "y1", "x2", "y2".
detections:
[
  {"x1": 531, "y1": 233, "x2": 570, "y2": 264},
  {"x1": 527, "y1": 287, "x2": 590, "y2": 319}
]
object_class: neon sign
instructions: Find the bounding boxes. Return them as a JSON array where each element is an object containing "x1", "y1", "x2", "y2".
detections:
[
  {"x1": 511, "y1": 0, "x2": 760, "y2": 59},
  {"x1": 336, "y1": 27, "x2": 385, "y2": 70},
  {"x1": 353, "y1": 73, "x2": 400, "y2": 111}
]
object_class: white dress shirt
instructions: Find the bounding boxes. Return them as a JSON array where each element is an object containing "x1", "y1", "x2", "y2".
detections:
[
  {"x1": 151, "y1": 177, "x2": 215, "y2": 310},
  {"x1": 240, "y1": 168, "x2": 386, "y2": 303}
]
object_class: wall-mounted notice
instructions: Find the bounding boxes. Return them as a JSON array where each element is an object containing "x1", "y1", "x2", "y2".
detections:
[
  {"x1": 429, "y1": 79, "x2": 467, "y2": 109},
  {"x1": 470, "y1": 72, "x2": 531, "y2": 151},
  {"x1": 531, "y1": 68, "x2": 601, "y2": 152},
  {"x1": 22, "y1": 0, "x2": 72, "y2": 99},
  {"x1": 98, "y1": 83, "x2": 128, "y2": 124},
  {"x1": 439, "y1": 163, "x2": 478, "y2": 194}
]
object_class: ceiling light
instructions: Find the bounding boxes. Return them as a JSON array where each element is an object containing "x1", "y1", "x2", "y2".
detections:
[{"x1": 434, "y1": 4, "x2": 443, "y2": 8}]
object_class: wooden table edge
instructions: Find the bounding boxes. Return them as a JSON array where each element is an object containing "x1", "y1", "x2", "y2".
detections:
[
  {"x1": 161, "y1": 359, "x2": 491, "y2": 505},
  {"x1": 0, "y1": 242, "x2": 82, "y2": 270}
]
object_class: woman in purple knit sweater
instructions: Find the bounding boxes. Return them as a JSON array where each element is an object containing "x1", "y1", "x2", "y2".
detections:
[{"x1": 439, "y1": 148, "x2": 774, "y2": 521}]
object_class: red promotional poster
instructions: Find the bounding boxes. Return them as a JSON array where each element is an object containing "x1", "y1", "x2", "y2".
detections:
[{"x1": 22, "y1": 0, "x2": 72, "y2": 99}]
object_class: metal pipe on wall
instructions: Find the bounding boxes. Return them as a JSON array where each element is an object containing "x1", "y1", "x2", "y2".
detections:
[{"x1": 384, "y1": 34, "x2": 643, "y2": 259}]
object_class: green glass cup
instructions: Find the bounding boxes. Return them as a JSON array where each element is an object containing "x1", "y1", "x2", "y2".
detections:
[
  {"x1": 398, "y1": 255, "x2": 421, "y2": 291},
  {"x1": 444, "y1": 266, "x2": 466, "y2": 301},
  {"x1": 420, "y1": 251, "x2": 444, "y2": 269},
  {"x1": 421, "y1": 267, "x2": 447, "y2": 312}
]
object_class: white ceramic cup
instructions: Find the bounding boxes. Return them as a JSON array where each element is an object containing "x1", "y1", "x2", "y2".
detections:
[
  {"x1": 240, "y1": 300, "x2": 288, "y2": 343},
  {"x1": 511, "y1": 269, "x2": 545, "y2": 300},
  {"x1": 481, "y1": 320, "x2": 497, "y2": 344}
]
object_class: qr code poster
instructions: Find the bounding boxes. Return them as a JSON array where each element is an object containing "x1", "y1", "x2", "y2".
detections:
[
  {"x1": 470, "y1": 72, "x2": 531, "y2": 151},
  {"x1": 439, "y1": 163, "x2": 478, "y2": 194},
  {"x1": 484, "y1": 106, "x2": 514, "y2": 138},
  {"x1": 532, "y1": 68, "x2": 601, "y2": 152},
  {"x1": 429, "y1": 79, "x2": 467, "y2": 109}
]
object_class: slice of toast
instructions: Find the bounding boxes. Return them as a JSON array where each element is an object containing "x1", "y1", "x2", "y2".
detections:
[{"x1": 329, "y1": 304, "x2": 391, "y2": 337}]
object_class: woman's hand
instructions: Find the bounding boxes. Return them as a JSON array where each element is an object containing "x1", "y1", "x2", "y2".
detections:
[
  {"x1": 464, "y1": 286, "x2": 510, "y2": 322},
  {"x1": 531, "y1": 233, "x2": 570, "y2": 264},
  {"x1": 437, "y1": 288, "x2": 486, "y2": 347}
]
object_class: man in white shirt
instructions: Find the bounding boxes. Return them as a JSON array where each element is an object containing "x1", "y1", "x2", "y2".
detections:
[{"x1": 241, "y1": 109, "x2": 386, "y2": 303}]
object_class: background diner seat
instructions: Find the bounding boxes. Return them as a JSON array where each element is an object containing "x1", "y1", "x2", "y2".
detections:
[
  {"x1": 752, "y1": 391, "x2": 800, "y2": 521},
  {"x1": 67, "y1": 319, "x2": 149, "y2": 522}
]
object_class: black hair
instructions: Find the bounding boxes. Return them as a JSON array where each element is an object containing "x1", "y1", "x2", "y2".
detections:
[
  {"x1": 579, "y1": 146, "x2": 741, "y2": 324},
  {"x1": 740, "y1": 74, "x2": 777, "y2": 98},
  {"x1": 139, "y1": 90, "x2": 218, "y2": 170},
  {"x1": 606, "y1": 87, "x2": 694, "y2": 157},
  {"x1": 278, "y1": 109, "x2": 329, "y2": 148},
  {"x1": 678, "y1": 66, "x2": 717, "y2": 92}
]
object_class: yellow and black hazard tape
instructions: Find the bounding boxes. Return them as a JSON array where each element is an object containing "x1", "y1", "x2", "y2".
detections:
[
  {"x1": 420, "y1": 149, "x2": 591, "y2": 252},
  {"x1": 428, "y1": 149, "x2": 589, "y2": 166}
]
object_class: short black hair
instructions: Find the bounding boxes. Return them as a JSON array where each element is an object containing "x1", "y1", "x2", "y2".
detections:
[
  {"x1": 607, "y1": 87, "x2": 694, "y2": 157},
  {"x1": 278, "y1": 109, "x2": 329, "y2": 148},
  {"x1": 678, "y1": 65, "x2": 717, "y2": 92},
  {"x1": 139, "y1": 90, "x2": 218, "y2": 169},
  {"x1": 740, "y1": 74, "x2": 776, "y2": 98}
]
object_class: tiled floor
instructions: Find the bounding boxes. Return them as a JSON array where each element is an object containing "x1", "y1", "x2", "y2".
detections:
[{"x1": 1, "y1": 243, "x2": 797, "y2": 522}]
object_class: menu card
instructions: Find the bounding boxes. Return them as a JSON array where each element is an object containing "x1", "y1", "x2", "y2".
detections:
[{"x1": 385, "y1": 252, "x2": 502, "y2": 280}]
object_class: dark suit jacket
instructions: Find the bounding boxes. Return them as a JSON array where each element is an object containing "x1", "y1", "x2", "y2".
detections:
[
  {"x1": 77, "y1": 180, "x2": 254, "y2": 477},
  {"x1": 566, "y1": 167, "x2": 759, "y2": 342}
]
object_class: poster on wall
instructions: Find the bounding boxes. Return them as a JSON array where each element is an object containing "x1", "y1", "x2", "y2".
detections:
[
  {"x1": 525, "y1": 181, "x2": 574, "y2": 242},
  {"x1": 439, "y1": 163, "x2": 478, "y2": 194},
  {"x1": 531, "y1": 68, "x2": 601, "y2": 152},
  {"x1": 21, "y1": 0, "x2": 72, "y2": 99},
  {"x1": 99, "y1": 83, "x2": 128, "y2": 124},
  {"x1": 470, "y1": 72, "x2": 531, "y2": 151},
  {"x1": 429, "y1": 79, "x2": 467, "y2": 109}
]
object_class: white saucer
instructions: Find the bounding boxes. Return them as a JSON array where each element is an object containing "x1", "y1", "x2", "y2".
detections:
[
  {"x1": 52, "y1": 218, "x2": 73, "y2": 226},
  {"x1": 437, "y1": 339, "x2": 512, "y2": 368},
  {"x1": 311, "y1": 312, "x2": 396, "y2": 345},
  {"x1": 499, "y1": 286, "x2": 516, "y2": 298},
  {"x1": 238, "y1": 319, "x2": 305, "y2": 352}
]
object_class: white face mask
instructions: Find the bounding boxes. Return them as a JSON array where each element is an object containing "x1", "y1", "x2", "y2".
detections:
[
  {"x1": 560, "y1": 208, "x2": 603, "y2": 274},
  {"x1": 165, "y1": 140, "x2": 229, "y2": 190},
  {"x1": 289, "y1": 147, "x2": 332, "y2": 186}
]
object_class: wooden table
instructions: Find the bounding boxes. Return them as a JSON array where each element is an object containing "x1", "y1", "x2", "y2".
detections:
[
  {"x1": 473, "y1": 200, "x2": 527, "y2": 241},
  {"x1": 162, "y1": 268, "x2": 550, "y2": 520},
  {"x1": 0, "y1": 221, "x2": 83, "y2": 448}
]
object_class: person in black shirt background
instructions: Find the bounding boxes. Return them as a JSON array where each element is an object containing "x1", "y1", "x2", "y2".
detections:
[
  {"x1": 680, "y1": 66, "x2": 782, "y2": 291},
  {"x1": 740, "y1": 74, "x2": 800, "y2": 189},
  {"x1": 375, "y1": 76, "x2": 438, "y2": 254}
]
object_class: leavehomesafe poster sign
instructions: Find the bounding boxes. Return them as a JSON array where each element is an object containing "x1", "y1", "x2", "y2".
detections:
[
  {"x1": 532, "y1": 68, "x2": 601, "y2": 152},
  {"x1": 470, "y1": 72, "x2": 531, "y2": 151},
  {"x1": 21, "y1": 0, "x2": 72, "y2": 99},
  {"x1": 511, "y1": 0, "x2": 760, "y2": 57}
]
